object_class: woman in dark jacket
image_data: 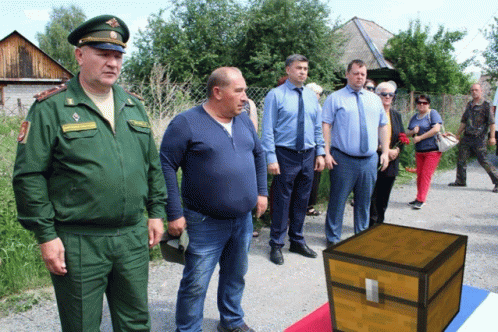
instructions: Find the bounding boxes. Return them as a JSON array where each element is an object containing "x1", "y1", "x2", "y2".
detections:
[{"x1": 369, "y1": 81, "x2": 405, "y2": 226}]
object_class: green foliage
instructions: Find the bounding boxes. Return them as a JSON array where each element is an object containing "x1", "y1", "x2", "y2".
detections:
[
  {"x1": 36, "y1": 5, "x2": 86, "y2": 74},
  {"x1": 483, "y1": 17, "x2": 498, "y2": 83},
  {"x1": 236, "y1": 0, "x2": 343, "y2": 87},
  {"x1": 384, "y1": 20, "x2": 472, "y2": 94},
  {"x1": 124, "y1": 0, "x2": 244, "y2": 84},
  {"x1": 0, "y1": 116, "x2": 49, "y2": 299},
  {"x1": 122, "y1": 0, "x2": 342, "y2": 88},
  {"x1": 0, "y1": 179, "x2": 50, "y2": 299}
]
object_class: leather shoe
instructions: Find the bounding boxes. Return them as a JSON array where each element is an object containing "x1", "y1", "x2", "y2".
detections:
[
  {"x1": 270, "y1": 247, "x2": 284, "y2": 265},
  {"x1": 448, "y1": 182, "x2": 466, "y2": 187},
  {"x1": 289, "y1": 242, "x2": 317, "y2": 258}
]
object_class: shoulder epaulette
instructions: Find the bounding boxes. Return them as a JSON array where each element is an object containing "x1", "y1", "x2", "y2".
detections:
[
  {"x1": 124, "y1": 88, "x2": 144, "y2": 101},
  {"x1": 34, "y1": 84, "x2": 67, "y2": 102}
]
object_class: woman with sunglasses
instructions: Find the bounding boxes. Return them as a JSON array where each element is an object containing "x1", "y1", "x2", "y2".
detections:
[
  {"x1": 369, "y1": 82, "x2": 404, "y2": 226},
  {"x1": 406, "y1": 94, "x2": 443, "y2": 209},
  {"x1": 364, "y1": 79, "x2": 376, "y2": 92}
]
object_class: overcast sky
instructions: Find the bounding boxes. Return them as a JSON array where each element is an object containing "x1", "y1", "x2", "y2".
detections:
[{"x1": 2, "y1": 0, "x2": 498, "y2": 75}]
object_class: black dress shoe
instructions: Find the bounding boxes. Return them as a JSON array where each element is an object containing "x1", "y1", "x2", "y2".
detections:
[
  {"x1": 270, "y1": 247, "x2": 284, "y2": 265},
  {"x1": 289, "y1": 242, "x2": 317, "y2": 258}
]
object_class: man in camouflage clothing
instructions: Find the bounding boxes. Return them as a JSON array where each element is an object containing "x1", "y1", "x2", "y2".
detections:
[{"x1": 449, "y1": 83, "x2": 498, "y2": 192}]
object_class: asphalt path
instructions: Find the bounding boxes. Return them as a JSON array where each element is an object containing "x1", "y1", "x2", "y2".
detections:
[{"x1": 1, "y1": 155, "x2": 497, "y2": 331}]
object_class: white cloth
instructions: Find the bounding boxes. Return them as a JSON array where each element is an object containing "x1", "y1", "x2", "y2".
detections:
[{"x1": 493, "y1": 89, "x2": 498, "y2": 125}]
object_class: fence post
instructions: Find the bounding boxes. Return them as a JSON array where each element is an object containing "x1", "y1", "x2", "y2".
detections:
[{"x1": 410, "y1": 91, "x2": 414, "y2": 112}]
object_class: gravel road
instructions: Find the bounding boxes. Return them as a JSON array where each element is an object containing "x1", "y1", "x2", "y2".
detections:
[{"x1": 1, "y1": 156, "x2": 497, "y2": 332}]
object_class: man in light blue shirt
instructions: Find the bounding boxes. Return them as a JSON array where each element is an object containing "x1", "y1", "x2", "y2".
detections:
[
  {"x1": 261, "y1": 54, "x2": 325, "y2": 265},
  {"x1": 322, "y1": 59, "x2": 389, "y2": 246}
]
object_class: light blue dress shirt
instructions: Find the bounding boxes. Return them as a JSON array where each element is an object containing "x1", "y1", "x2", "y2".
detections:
[
  {"x1": 261, "y1": 80, "x2": 325, "y2": 164},
  {"x1": 322, "y1": 85, "x2": 387, "y2": 157}
]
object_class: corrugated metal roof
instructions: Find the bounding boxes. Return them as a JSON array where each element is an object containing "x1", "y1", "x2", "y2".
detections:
[{"x1": 336, "y1": 17, "x2": 394, "y2": 71}]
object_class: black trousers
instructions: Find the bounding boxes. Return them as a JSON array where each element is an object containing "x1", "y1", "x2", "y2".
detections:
[
  {"x1": 307, "y1": 171, "x2": 321, "y2": 207},
  {"x1": 369, "y1": 172, "x2": 396, "y2": 226}
]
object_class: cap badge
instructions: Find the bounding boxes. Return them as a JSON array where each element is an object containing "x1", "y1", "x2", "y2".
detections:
[
  {"x1": 110, "y1": 31, "x2": 118, "y2": 39},
  {"x1": 72, "y1": 112, "x2": 80, "y2": 122},
  {"x1": 106, "y1": 18, "x2": 120, "y2": 28}
]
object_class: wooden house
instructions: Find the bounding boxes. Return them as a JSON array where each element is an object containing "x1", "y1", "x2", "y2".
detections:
[
  {"x1": 335, "y1": 17, "x2": 400, "y2": 87},
  {"x1": 0, "y1": 31, "x2": 73, "y2": 115}
]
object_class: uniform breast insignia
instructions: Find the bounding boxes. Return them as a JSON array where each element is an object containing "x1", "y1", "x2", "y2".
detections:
[
  {"x1": 62, "y1": 122, "x2": 97, "y2": 133},
  {"x1": 34, "y1": 84, "x2": 68, "y2": 102},
  {"x1": 72, "y1": 112, "x2": 81, "y2": 122},
  {"x1": 17, "y1": 121, "x2": 31, "y2": 144}
]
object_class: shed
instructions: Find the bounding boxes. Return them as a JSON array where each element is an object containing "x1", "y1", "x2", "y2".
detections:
[
  {"x1": 336, "y1": 17, "x2": 400, "y2": 86},
  {"x1": 0, "y1": 31, "x2": 73, "y2": 115}
]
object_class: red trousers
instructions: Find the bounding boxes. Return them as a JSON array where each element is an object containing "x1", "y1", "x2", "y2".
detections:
[{"x1": 415, "y1": 151, "x2": 442, "y2": 202}]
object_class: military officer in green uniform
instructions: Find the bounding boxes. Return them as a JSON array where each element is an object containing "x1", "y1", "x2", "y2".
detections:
[{"x1": 12, "y1": 15, "x2": 167, "y2": 331}]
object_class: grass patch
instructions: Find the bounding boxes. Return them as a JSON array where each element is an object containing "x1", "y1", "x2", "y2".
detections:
[
  {"x1": 0, "y1": 288, "x2": 53, "y2": 318},
  {"x1": 0, "y1": 115, "x2": 51, "y2": 300}
]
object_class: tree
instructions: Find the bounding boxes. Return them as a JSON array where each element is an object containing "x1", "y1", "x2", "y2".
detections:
[
  {"x1": 123, "y1": 0, "x2": 244, "y2": 85},
  {"x1": 235, "y1": 0, "x2": 343, "y2": 87},
  {"x1": 383, "y1": 20, "x2": 471, "y2": 94},
  {"x1": 36, "y1": 5, "x2": 86, "y2": 74},
  {"x1": 123, "y1": 0, "x2": 343, "y2": 88},
  {"x1": 483, "y1": 17, "x2": 498, "y2": 83}
]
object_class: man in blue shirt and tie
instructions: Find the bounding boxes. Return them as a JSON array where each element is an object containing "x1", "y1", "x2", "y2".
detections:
[
  {"x1": 262, "y1": 54, "x2": 325, "y2": 265},
  {"x1": 322, "y1": 59, "x2": 389, "y2": 246}
]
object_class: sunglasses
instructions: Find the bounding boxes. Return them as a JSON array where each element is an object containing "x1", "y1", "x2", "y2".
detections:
[
  {"x1": 380, "y1": 92, "x2": 395, "y2": 98},
  {"x1": 416, "y1": 101, "x2": 429, "y2": 105},
  {"x1": 365, "y1": 86, "x2": 375, "y2": 91}
]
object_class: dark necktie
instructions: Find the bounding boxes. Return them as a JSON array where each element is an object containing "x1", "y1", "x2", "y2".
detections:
[
  {"x1": 295, "y1": 87, "x2": 305, "y2": 151},
  {"x1": 354, "y1": 91, "x2": 369, "y2": 153}
]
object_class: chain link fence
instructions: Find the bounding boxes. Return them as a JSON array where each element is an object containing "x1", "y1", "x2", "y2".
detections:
[
  {"x1": 0, "y1": 82, "x2": 473, "y2": 156},
  {"x1": 127, "y1": 81, "x2": 472, "y2": 141}
]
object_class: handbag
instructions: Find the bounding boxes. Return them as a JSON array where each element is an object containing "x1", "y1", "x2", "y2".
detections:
[
  {"x1": 428, "y1": 110, "x2": 459, "y2": 152},
  {"x1": 435, "y1": 130, "x2": 459, "y2": 152}
]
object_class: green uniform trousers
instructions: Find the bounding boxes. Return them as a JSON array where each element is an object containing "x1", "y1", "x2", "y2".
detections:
[{"x1": 51, "y1": 224, "x2": 150, "y2": 332}]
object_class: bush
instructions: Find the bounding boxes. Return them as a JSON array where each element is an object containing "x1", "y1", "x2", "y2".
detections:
[{"x1": 0, "y1": 116, "x2": 51, "y2": 299}]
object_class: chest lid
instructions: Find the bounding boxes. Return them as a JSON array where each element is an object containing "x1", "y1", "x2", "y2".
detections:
[{"x1": 331, "y1": 223, "x2": 461, "y2": 270}]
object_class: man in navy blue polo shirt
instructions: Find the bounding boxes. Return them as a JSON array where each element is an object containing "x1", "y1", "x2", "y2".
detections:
[
  {"x1": 160, "y1": 67, "x2": 268, "y2": 332},
  {"x1": 261, "y1": 54, "x2": 325, "y2": 265},
  {"x1": 322, "y1": 59, "x2": 389, "y2": 246}
]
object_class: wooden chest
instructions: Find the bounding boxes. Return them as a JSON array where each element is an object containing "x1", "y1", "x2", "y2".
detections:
[{"x1": 323, "y1": 223, "x2": 467, "y2": 332}]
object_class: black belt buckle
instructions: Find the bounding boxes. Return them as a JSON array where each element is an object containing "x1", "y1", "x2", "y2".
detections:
[{"x1": 296, "y1": 148, "x2": 313, "y2": 154}]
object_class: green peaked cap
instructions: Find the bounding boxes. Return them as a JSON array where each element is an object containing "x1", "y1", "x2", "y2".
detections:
[{"x1": 68, "y1": 15, "x2": 129, "y2": 52}]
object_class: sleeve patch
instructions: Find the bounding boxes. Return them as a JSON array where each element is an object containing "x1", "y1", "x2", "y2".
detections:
[{"x1": 17, "y1": 121, "x2": 31, "y2": 144}]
